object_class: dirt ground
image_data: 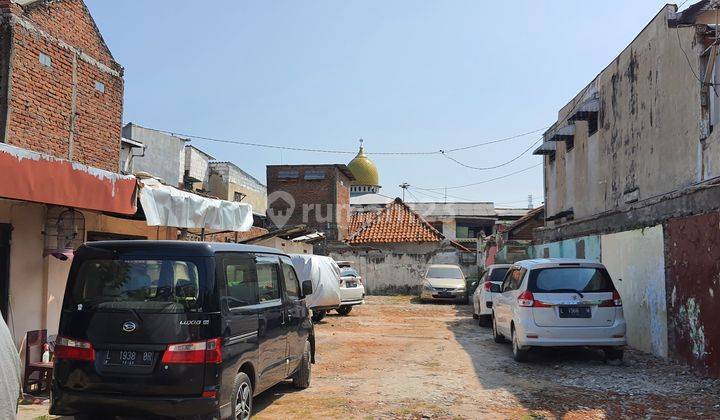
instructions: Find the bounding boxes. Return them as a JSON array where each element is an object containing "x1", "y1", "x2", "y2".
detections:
[
  {"x1": 253, "y1": 296, "x2": 720, "y2": 419},
  {"x1": 19, "y1": 295, "x2": 720, "y2": 419}
]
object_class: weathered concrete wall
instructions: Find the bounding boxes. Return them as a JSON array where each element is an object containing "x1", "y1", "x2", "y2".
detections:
[
  {"x1": 208, "y1": 162, "x2": 267, "y2": 213},
  {"x1": 545, "y1": 5, "x2": 704, "y2": 225},
  {"x1": 329, "y1": 245, "x2": 474, "y2": 294},
  {"x1": 665, "y1": 212, "x2": 720, "y2": 377},
  {"x1": 530, "y1": 235, "x2": 601, "y2": 261},
  {"x1": 123, "y1": 123, "x2": 186, "y2": 187},
  {"x1": 601, "y1": 225, "x2": 668, "y2": 357}
]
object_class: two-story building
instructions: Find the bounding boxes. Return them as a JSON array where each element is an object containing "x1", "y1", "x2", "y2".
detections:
[{"x1": 532, "y1": 0, "x2": 720, "y2": 376}]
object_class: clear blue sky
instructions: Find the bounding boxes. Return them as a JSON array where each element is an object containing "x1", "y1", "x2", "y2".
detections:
[{"x1": 86, "y1": 0, "x2": 676, "y2": 206}]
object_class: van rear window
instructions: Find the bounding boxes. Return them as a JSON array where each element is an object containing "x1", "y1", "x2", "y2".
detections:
[
  {"x1": 529, "y1": 267, "x2": 615, "y2": 293},
  {"x1": 69, "y1": 259, "x2": 205, "y2": 312}
]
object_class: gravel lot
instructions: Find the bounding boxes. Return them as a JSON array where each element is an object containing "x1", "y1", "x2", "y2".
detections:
[
  {"x1": 19, "y1": 295, "x2": 720, "y2": 419},
  {"x1": 253, "y1": 296, "x2": 720, "y2": 419}
]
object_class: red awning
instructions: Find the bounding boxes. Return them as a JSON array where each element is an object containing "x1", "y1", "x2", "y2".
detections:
[{"x1": 0, "y1": 143, "x2": 137, "y2": 214}]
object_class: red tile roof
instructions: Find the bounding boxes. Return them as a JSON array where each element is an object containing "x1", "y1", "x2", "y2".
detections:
[
  {"x1": 348, "y1": 198, "x2": 470, "y2": 252},
  {"x1": 349, "y1": 210, "x2": 379, "y2": 233}
]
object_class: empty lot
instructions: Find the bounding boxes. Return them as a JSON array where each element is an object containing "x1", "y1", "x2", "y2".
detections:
[{"x1": 253, "y1": 296, "x2": 720, "y2": 419}]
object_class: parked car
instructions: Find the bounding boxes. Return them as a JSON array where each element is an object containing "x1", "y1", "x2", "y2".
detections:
[
  {"x1": 50, "y1": 241, "x2": 315, "y2": 420},
  {"x1": 335, "y1": 261, "x2": 366, "y2": 316},
  {"x1": 472, "y1": 263, "x2": 511, "y2": 326},
  {"x1": 0, "y1": 311, "x2": 21, "y2": 419},
  {"x1": 290, "y1": 254, "x2": 342, "y2": 322},
  {"x1": 491, "y1": 258, "x2": 626, "y2": 362},
  {"x1": 419, "y1": 264, "x2": 467, "y2": 303}
]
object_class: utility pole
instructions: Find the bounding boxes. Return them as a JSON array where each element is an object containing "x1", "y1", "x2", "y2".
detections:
[
  {"x1": 399, "y1": 182, "x2": 410, "y2": 201},
  {"x1": 444, "y1": 187, "x2": 447, "y2": 203},
  {"x1": 528, "y1": 194, "x2": 533, "y2": 209}
]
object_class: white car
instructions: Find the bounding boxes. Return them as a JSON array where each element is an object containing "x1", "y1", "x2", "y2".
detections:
[
  {"x1": 472, "y1": 264, "x2": 511, "y2": 326},
  {"x1": 491, "y1": 259, "x2": 626, "y2": 362},
  {"x1": 420, "y1": 264, "x2": 467, "y2": 303},
  {"x1": 336, "y1": 261, "x2": 365, "y2": 315}
]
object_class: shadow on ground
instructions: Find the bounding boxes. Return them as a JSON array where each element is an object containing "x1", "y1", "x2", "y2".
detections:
[{"x1": 443, "y1": 300, "x2": 720, "y2": 418}]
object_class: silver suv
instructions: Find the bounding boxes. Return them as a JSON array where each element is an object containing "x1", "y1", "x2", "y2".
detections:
[{"x1": 491, "y1": 259, "x2": 626, "y2": 362}]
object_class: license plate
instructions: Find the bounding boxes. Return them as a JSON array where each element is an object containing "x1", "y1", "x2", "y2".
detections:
[
  {"x1": 103, "y1": 350, "x2": 154, "y2": 366},
  {"x1": 559, "y1": 306, "x2": 591, "y2": 318},
  {"x1": 345, "y1": 281, "x2": 357, "y2": 288},
  {"x1": 438, "y1": 291, "x2": 453, "y2": 297}
]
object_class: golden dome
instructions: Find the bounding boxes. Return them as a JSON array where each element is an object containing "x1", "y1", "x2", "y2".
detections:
[{"x1": 347, "y1": 145, "x2": 379, "y2": 187}]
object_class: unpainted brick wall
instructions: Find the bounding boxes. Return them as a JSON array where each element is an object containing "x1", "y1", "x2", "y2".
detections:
[
  {"x1": 2, "y1": 0, "x2": 123, "y2": 172},
  {"x1": 266, "y1": 165, "x2": 351, "y2": 240}
]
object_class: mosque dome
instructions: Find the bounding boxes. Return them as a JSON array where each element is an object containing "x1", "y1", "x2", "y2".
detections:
[{"x1": 347, "y1": 145, "x2": 379, "y2": 187}]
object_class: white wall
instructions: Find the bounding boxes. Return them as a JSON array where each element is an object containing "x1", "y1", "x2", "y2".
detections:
[
  {"x1": 601, "y1": 225, "x2": 668, "y2": 357},
  {"x1": 329, "y1": 247, "x2": 467, "y2": 293}
]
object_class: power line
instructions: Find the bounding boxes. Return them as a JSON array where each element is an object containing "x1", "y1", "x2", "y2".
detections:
[
  {"x1": 153, "y1": 126, "x2": 548, "y2": 156},
  {"x1": 414, "y1": 163, "x2": 542, "y2": 191},
  {"x1": 675, "y1": 24, "x2": 703, "y2": 84},
  {"x1": 439, "y1": 138, "x2": 542, "y2": 171},
  {"x1": 442, "y1": 127, "x2": 548, "y2": 153}
]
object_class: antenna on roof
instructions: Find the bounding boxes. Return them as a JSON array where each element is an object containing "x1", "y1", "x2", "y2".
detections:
[{"x1": 399, "y1": 182, "x2": 410, "y2": 201}]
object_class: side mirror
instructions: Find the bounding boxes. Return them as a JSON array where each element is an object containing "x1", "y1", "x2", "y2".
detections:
[
  {"x1": 490, "y1": 283, "x2": 502, "y2": 293},
  {"x1": 302, "y1": 280, "x2": 313, "y2": 296}
]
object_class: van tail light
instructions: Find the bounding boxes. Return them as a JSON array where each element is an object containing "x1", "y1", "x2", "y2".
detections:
[
  {"x1": 54, "y1": 337, "x2": 95, "y2": 362},
  {"x1": 517, "y1": 291, "x2": 551, "y2": 308},
  {"x1": 161, "y1": 338, "x2": 222, "y2": 365},
  {"x1": 600, "y1": 290, "x2": 623, "y2": 307},
  {"x1": 483, "y1": 282, "x2": 493, "y2": 292}
]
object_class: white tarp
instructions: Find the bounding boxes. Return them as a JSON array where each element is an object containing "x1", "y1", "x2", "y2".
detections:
[
  {"x1": 290, "y1": 254, "x2": 341, "y2": 309},
  {"x1": 139, "y1": 178, "x2": 253, "y2": 231},
  {"x1": 0, "y1": 313, "x2": 20, "y2": 418}
]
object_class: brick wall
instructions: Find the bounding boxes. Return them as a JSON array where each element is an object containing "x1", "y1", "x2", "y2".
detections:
[
  {"x1": 0, "y1": 0, "x2": 123, "y2": 172},
  {"x1": 266, "y1": 165, "x2": 352, "y2": 241}
]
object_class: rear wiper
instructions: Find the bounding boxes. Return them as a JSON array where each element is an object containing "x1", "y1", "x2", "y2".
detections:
[{"x1": 549, "y1": 288, "x2": 584, "y2": 298}]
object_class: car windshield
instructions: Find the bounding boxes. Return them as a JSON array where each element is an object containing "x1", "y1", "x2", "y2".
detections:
[
  {"x1": 68, "y1": 258, "x2": 206, "y2": 313},
  {"x1": 529, "y1": 267, "x2": 615, "y2": 293},
  {"x1": 488, "y1": 268, "x2": 509, "y2": 282},
  {"x1": 426, "y1": 267, "x2": 463, "y2": 279},
  {"x1": 340, "y1": 267, "x2": 360, "y2": 277}
]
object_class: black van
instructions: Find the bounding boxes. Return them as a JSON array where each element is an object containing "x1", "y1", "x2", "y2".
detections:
[{"x1": 50, "y1": 241, "x2": 315, "y2": 419}]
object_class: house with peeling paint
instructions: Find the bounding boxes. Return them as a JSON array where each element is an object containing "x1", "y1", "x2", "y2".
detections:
[
  {"x1": 0, "y1": 0, "x2": 256, "y2": 367},
  {"x1": 533, "y1": 0, "x2": 720, "y2": 377}
]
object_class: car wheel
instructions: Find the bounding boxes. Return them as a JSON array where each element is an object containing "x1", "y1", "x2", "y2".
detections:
[
  {"x1": 511, "y1": 327, "x2": 530, "y2": 362},
  {"x1": 604, "y1": 347, "x2": 624, "y2": 361},
  {"x1": 74, "y1": 415, "x2": 113, "y2": 420},
  {"x1": 492, "y1": 313, "x2": 505, "y2": 343},
  {"x1": 311, "y1": 309, "x2": 326, "y2": 322},
  {"x1": 478, "y1": 314, "x2": 492, "y2": 328},
  {"x1": 336, "y1": 306, "x2": 352, "y2": 316},
  {"x1": 292, "y1": 340, "x2": 312, "y2": 389},
  {"x1": 232, "y1": 372, "x2": 253, "y2": 420},
  {"x1": 472, "y1": 301, "x2": 479, "y2": 319}
]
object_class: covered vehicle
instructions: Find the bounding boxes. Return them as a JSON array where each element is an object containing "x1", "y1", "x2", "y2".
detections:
[
  {"x1": 0, "y1": 312, "x2": 21, "y2": 419},
  {"x1": 290, "y1": 254, "x2": 342, "y2": 322}
]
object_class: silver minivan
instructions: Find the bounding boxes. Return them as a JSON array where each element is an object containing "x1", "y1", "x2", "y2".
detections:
[{"x1": 491, "y1": 259, "x2": 626, "y2": 362}]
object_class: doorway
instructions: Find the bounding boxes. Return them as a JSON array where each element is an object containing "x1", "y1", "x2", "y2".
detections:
[{"x1": 0, "y1": 224, "x2": 10, "y2": 321}]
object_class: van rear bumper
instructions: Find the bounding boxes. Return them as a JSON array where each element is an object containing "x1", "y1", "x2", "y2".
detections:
[{"x1": 50, "y1": 384, "x2": 220, "y2": 417}]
